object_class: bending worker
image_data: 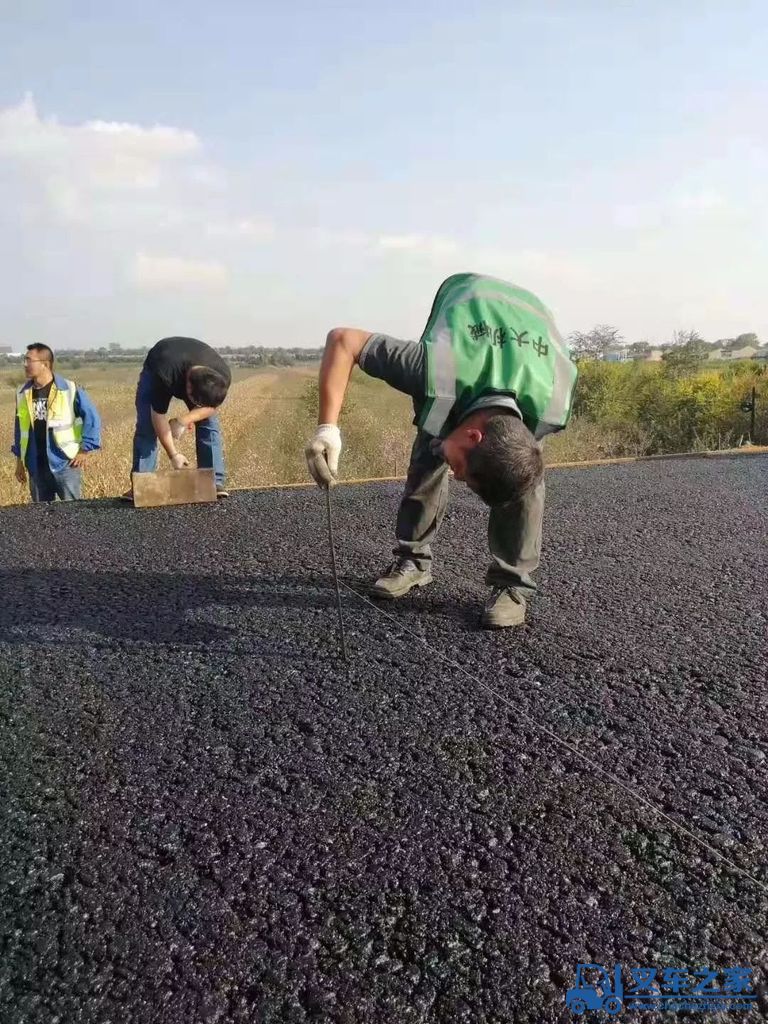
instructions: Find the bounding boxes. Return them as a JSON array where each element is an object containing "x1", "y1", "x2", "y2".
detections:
[
  {"x1": 124, "y1": 336, "x2": 231, "y2": 501},
  {"x1": 12, "y1": 343, "x2": 101, "y2": 502},
  {"x1": 305, "y1": 273, "x2": 578, "y2": 628}
]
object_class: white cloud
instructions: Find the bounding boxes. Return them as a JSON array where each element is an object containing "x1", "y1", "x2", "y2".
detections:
[
  {"x1": 0, "y1": 94, "x2": 202, "y2": 222},
  {"x1": 131, "y1": 252, "x2": 229, "y2": 290},
  {"x1": 468, "y1": 244, "x2": 599, "y2": 292},
  {"x1": 377, "y1": 233, "x2": 458, "y2": 258},
  {"x1": 613, "y1": 187, "x2": 729, "y2": 229},
  {"x1": 0, "y1": 93, "x2": 277, "y2": 305},
  {"x1": 4, "y1": 94, "x2": 763, "y2": 349},
  {"x1": 612, "y1": 203, "x2": 651, "y2": 230},
  {"x1": 312, "y1": 226, "x2": 596, "y2": 292},
  {"x1": 312, "y1": 227, "x2": 373, "y2": 248},
  {"x1": 206, "y1": 217, "x2": 275, "y2": 240},
  {"x1": 673, "y1": 188, "x2": 725, "y2": 211}
]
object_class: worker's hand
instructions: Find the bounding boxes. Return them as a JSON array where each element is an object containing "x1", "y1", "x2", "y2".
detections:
[
  {"x1": 169, "y1": 417, "x2": 187, "y2": 442},
  {"x1": 15, "y1": 459, "x2": 26, "y2": 485},
  {"x1": 170, "y1": 453, "x2": 190, "y2": 470},
  {"x1": 69, "y1": 450, "x2": 90, "y2": 469},
  {"x1": 305, "y1": 424, "x2": 341, "y2": 488}
]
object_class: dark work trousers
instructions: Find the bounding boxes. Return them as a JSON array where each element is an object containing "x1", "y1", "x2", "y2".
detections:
[
  {"x1": 28, "y1": 463, "x2": 82, "y2": 502},
  {"x1": 392, "y1": 430, "x2": 544, "y2": 600}
]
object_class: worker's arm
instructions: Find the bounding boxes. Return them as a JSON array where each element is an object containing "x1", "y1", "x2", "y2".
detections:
[
  {"x1": 11, "y1": 408, "x2": 25, "y2": 483},
  {"x1": 305, "y1": 328, "x2": 373, "y2": 488},
  {"x1": 11, "y1": 408, "x2": 21, "y2": 460},
  {"x1": 151, "y1": 409, "x2": 188, "y2": 468},
  {"x1": 70, "y1": 386, "x2": 102, "y2": 467},
  {"x1": 179, "y1": 406, "x2": 218, "y2": 426},
  {"x1": 168, "y1": 405, "x2": 218, "y2": 443},
  {"x1": 74, "y1": 386, "x2": 102, "y2": 452},
  {"x1": 318, "y1": 328, "x2": 372, "y2": 424},
  {"x1": 147, "y1": 377, "x2": 186, "y2": 465}
]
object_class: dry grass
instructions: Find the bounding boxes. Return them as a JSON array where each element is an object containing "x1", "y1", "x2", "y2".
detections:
[
  {"x1": 0, "y1": 363, "x2": 415, "y2": 506},
  {"x1": 6, "y1": 360, "x2": 737, "y2": 507}
]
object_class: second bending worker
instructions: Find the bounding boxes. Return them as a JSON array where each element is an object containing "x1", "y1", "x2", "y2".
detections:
[
  {"x1": 305, "y1": 273, "x2": 578, "y2": 628},
  {"x1": 124, "y1": 336, "x2": 231, "y2": 501}
]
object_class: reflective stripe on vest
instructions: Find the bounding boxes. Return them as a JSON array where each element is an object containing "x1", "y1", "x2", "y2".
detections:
[
  {"x1": 17, "y1": 379, "x2": 83, "y2": 462},
  {"x1": 418, "y1": 273, "x2": 578, "y2": 438}
]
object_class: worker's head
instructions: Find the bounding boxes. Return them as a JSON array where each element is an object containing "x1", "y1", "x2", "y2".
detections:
[
  {"x1": 438, "y1": 411, "x2": 543, "y2": 506},
  {"x1": 186, "y1": 367, "x2": 229, "y2": 409},
  {"x1": 24, "y1": 343, "x2": 54, "y2": 380}
]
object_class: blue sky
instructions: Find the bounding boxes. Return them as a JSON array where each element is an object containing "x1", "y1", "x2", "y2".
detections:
[{"x1": 1, "y1": 0, "x2": 767, "y2": 348}]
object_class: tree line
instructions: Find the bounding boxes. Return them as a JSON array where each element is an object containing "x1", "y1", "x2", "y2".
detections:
[
  {"x1": 0, "y1": 343, "x2": 324, "y2": 368},
  {"x1": 567, "y1": 325, "x2": 761, "y2": 361},
  {"x1": 566, "y1": 325, "x2": 765, "y2": 377}
]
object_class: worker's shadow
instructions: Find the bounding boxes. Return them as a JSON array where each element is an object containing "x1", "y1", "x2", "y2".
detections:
[
  {"x1": 0, "y1": 565, "x2": 478, "y2": 647},
  {"x1": 0, "y1": 569, "x2": 367, "y2": 647}
]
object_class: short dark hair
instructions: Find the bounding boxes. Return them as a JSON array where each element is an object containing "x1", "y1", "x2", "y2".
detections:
[
  {"x1": 465, "y1": 413, "x2": 544, "y2": 506},
  {"x1": 188, "y1": 367, "x2": 229, "y2": 407},
  {"x1": 26, "y1": 343, "x2": 54, "y2": 368}
]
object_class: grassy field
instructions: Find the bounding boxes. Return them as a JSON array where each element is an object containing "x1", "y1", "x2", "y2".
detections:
[
  {"x1": 3, "y1": 359, "x2": 760, "y2": 506},
  {"x1": 0, "y1": 362, "x2": 420, "y2": 506}
]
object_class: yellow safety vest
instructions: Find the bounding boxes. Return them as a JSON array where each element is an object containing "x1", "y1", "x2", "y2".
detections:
[{"x1": 16, "y1": 378, "x2": 83, "y2": 463}]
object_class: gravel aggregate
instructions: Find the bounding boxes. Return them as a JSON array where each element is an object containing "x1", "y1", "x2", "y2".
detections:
[{"x1": 1, "y1": 455, "x2": 766, "y2": 1023}]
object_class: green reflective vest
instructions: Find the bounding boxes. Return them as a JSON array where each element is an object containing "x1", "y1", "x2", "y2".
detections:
[
  {"x1": 416, "y1": 273, "x2": 578, "y2": 439},
  {"x1": 16, "y1": 378, "x2": 83, "y2": 462}
]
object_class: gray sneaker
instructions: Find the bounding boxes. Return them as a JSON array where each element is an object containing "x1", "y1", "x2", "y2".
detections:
[
  {"x1": 370, "y1": 558, "x2": 433, "y2": 599},
  {"x1": 481, "y1": 587, "x2": 527, "y2": 628}
]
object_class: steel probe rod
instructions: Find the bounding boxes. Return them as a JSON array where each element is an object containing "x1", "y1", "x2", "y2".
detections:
[{"x1": 325, "y1": 485, "x2": 348, "y2": 663}]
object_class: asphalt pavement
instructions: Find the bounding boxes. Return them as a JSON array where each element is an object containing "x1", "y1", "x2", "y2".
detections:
[{"x1": 1, "y1": 454, "x2": 767, "y2": 1023}]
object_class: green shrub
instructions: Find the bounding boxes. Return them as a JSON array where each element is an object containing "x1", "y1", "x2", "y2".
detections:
[{"x1": 571, "y1": 360, "x2": 766, "y2": 451}]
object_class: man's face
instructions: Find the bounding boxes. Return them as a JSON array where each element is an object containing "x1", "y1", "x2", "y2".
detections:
[
  {"x1": 434, "y1": 425, "x2": 483, "y2": 483},
  {"x1": 23, "y1": 353, "x2": 48, "y2": 379}
]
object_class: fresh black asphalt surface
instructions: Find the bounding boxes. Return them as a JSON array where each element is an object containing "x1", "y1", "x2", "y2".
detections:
[{"x1": 1, "y1": 455, "x2": 767, "y2": 1023}]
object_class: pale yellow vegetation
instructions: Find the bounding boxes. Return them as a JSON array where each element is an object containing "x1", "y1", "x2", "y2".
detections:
[{"x1": 0, "y1": 364, "x2": 413, "y2": 506}]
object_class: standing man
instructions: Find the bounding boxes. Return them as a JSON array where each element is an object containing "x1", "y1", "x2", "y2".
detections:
[
  {"x1": 124, "y1": 336, "x2": 231, "y2": 501},
  {"x1": 305, "y1": 273, "x2": 578, "y2": 628},
  {"x1": 12, "y1": 343, "x2": 101, "y2": 502}
]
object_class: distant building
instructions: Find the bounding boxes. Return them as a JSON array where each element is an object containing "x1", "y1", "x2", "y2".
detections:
[
  {"x1": 599, "y1": 346, "x2": 667, "y2": 362},
  {"x1": 708, "y1": 345, "x2": 759, "y2": 361},
  {"x1": 0, "y1": 345, "x2": 10, "y2": 354}
]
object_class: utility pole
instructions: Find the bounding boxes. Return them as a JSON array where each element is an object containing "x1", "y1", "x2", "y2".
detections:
[{"x1": 740, "y1": 387, "x2": 757, "y2": 442}]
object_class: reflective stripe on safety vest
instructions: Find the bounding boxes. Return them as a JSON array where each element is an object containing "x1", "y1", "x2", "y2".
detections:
[
  {"x1": 16, "y1": 378, "x2": 83, "y2": 462},
  {"x1": 417, "y1": 273, "x2": 578, "y2": 439}
]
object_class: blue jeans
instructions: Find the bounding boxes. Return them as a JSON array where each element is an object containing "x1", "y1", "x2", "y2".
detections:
[
  {"x1": 131, "y1": 367, "x2": 226, "y2": 487},
  {"x1": 28, "y1": 463, "x2": 82, "y2": 502}
]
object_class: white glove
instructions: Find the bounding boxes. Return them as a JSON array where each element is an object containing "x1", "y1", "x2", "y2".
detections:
[
  {"x1": 169, "y1": 417, "x2": 187, "y2": 442},
  {"x1": 170, "y1": 452, "x2": 190, "y2": 470},
  {"x1": 305, "y1": 423, "x2": 341, "y2": 488}
]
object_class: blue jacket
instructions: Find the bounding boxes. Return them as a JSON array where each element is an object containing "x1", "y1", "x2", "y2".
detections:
[{"x1": 12, "y1": 373, "x2": 102, "y2": 474}]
